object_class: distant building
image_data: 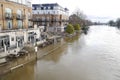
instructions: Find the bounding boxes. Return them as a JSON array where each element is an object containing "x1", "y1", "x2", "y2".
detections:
[{"x1": 32, "y1": 3, "x2": 69, "y2": 32}]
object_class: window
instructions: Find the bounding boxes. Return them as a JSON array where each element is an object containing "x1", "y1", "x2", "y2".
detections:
[
  {"x1": 5, "y1": 8, "x2": 12, "y2": 13},
  {"x1": 0, "y1": 36, "x2": 10, "y2": 49},
  {"x1": 32, "y1": 7, "x2": 35, "y2": 10},
  {"x1": 18, "y1": 20, "x2": 23, "y2": 29},
  {"x1": 37, "y1": 12, "x2": 39, "y2": 14},
  {"x1": 7, "y1": 20, "x2": 12, "y2": 29},
  {"x1": 46, "y1": 7, "x2": 48, "y2": 10},
  {"x1": 41, "y1": 7, "x2": 44, "y2": 10},
  {"x1": 17, "y1": 10, "x2": 23, "y2": 28},
  {"x1": 50, "y1": 6, "x2": 53, "y2": 10},
  {"x1": 11, "y1": 37, "x2": 14, "y2": 41},
  {"x1": 18, "y1": 0, "x2": 22, "y2": 3},
  {"x1": 48, "y1": 7, "x2": 50, "y2": 9},
  {"x1": 48, "y1": 12, "x2": 50, "y2": 14},
  {"x1": 17, "y1": 10, "x2": 22, "y2": 18},
  {"x1": 5, "y1": 8, "x2": 12, "y2": 17}
]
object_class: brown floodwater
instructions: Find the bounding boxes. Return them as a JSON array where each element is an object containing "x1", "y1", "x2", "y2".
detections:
[{"x1": 1, "y1": 25, "x2": 120, "y2": 80}]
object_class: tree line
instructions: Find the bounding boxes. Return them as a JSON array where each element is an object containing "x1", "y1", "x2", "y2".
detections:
[
  {"x1": 108, "y1": 18, "x2": 120, "y2": 28},
  {"x1": 66, "y1": 8, "x2": 92, "y2": 34}
]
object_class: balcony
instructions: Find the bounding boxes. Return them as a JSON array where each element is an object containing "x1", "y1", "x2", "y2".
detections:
[
  {"x1": 33, "y1": 18, "x2": 42, "y2": 22},
  {"x1": 28, "y1": 18, "x2": 33, "y2": 21},
  {"x1": 52, "y1": 19, "x2": 62, "y2": 22},
  {"x1": 28, "y1": 16, "x2": 33, "y2": 21},
  {"x1": 5, "y1": 13, "x2": 13, "y2": 20},
  {"x1": 42, "y1": 19, "x2": 49, "y2": 22},
  {"x1": 16, "y1": 14, "x2": 26, "y2": 20},
  {"x1": 62, "y1": 19, "x2": 69, "y2": 22}
]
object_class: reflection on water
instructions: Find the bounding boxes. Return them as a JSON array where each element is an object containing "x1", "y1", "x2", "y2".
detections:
[
  {"x1": 1, "y1": 61, "x2": 36, "y2": 80},
  {"x1": 1, "y1": 25, "x2": 120, "y2": 80},
  {"x1": 40, "y1": 44, "x2": 68, "y2": 63}
]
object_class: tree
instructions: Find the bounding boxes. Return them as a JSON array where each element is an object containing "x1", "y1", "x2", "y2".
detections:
[
  {"x1": 116, "y1": 18, "x2": 120, "y2": 28},
  {"x1": 69, "y1": 8, "x2": 92, "y2": 27},
  {"x1": 73, "y1": 8, "x2": 87, "y2": 19},
  {"x1": 66, "y1": 24, "x2": 75, "y2": 34},
  {"x1": 74, "y1": 24, "x2": 81, "y2": 30},
  {"x1": 108, "y1": 20, "x2": 115, "y2": 26}
]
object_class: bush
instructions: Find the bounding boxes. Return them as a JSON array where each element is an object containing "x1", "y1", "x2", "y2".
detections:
[
  {"x1": 74, "y1": 24, "x2": 81, "y2": 30},
  {"x1": 66, "y1": 24, "x2": 75, "y2": 34}
]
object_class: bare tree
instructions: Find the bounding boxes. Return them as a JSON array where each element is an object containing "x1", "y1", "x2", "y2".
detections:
[
  {"x1": 69, "y1": 8, "x2": 92, "y2": 27},
  {"x1": 73, "y1": 8, "x2": 86, "y2": 20}
]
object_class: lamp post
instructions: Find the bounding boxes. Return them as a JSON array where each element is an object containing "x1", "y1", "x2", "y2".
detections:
[
  {"x1": 34, "y1": 33, "x2": 38, "y2": 60},
  {"x1": 34, "y1": 33, "x2": 38, "y2": 59},
  {"x1": 34, "y1": 33, "x2": 37, "y2": 46}
]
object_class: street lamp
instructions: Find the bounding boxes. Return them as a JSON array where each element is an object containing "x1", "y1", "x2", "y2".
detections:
[
  {"x1": 34, "y1": 32, "x2": 37, "y2": 46},
  {"x1": 34, "y1": 32, "x2": 38, "y2": 59}
]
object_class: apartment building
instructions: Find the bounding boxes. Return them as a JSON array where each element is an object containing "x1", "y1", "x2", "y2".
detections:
[
  {"x1": 32, "y1": 3, "x2": 69, "y2": 32},
  {"x1": 0, "y1": 0, "x2": 34, "y2": 53},
  {"x1": 0, "y1": 0, "x2": 32, "y2": 30}
]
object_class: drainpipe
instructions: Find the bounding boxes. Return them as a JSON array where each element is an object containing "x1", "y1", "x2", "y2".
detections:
[{"x1": 1, "y1": 4, "x2": 4, "y2": 30}]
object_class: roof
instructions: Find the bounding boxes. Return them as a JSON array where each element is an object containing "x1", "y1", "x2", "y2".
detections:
[
  {"x1": 32, "y1": 3, "x2": 59, "y2": 7},
  {"x1": 32, "y1": 3, "x2": 69, "y2": 11},
  {"x1": 65, "y1": 8, "x2": 69, "y2": 11}
]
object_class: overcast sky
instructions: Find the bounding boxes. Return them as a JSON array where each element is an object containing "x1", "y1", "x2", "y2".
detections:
[{"x1": 32, "y1": 0, "x2": 120, "y2": 22}]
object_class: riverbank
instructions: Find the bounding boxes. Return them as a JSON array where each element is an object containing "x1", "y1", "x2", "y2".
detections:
[
  {"x1": 0, "y1": 31, "x2": 82, "y2": 76},
  {"x1": 0, "y1": 38, "x2": 66, "y2": 76}
]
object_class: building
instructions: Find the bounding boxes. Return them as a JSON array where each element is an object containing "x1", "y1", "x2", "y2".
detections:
[
  {"x1": 0, "y1": 0, "x2": 33, "y2": 30},
  {"x1": 32, "y1": 3, "x2": 69, "y2": 32},
  {"x1": 0, "y1": 0, "x2": 43, "y2": 63},
  {"x1": 0, "y1": 0, "x2": 33, "y2": 49}
]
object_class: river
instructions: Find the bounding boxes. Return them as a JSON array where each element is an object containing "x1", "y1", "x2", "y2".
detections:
[{"x1": 1, "y1": 25, "x2": 120, "y2": 80}]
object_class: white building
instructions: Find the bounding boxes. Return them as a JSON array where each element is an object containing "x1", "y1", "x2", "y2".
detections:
[{"x1": 32, "y1": 3, "x2": 69, "y2": 32}]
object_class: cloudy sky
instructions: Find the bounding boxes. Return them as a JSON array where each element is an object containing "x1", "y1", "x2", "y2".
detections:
[{"x1": 32, "y1": 0, "x2": 120, "y2": 22}]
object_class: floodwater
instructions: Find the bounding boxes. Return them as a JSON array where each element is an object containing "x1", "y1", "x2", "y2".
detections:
[{"x1": 1, "y1": 25, "x2": 120, "y2": 80}]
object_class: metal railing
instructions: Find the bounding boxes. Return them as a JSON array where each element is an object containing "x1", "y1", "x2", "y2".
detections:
[
  {"x1": 16, "y1": 14, "x2": 26, "y2": 20},
  {"x1": 5, "y1": 13, "x2": 13, "y2": 20}
]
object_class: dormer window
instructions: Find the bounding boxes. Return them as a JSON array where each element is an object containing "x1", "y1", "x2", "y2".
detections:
[
  {"x1": 46, "y1": 7, "x2": 48, "y2": 10},
  {"x1": 50, "y1": 7, "x2": 53, "y2": 10},
  {"x1": 41, "y1": 7, "x2": 44, "y2": 10}
]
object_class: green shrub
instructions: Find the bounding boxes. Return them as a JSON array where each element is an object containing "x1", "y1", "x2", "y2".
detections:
[
  {"x1": 74, "y1": 24, "x2": 81, "y2": 30},
  {"x1": 66, "y1": 24, "x2": 75, "y2": 34}
]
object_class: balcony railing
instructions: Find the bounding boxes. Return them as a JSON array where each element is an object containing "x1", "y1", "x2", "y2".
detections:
[
  {"x1": 32, "y1": 18, "x2": 68, "y2": 22},
  {"x1": 28, "y1": 16, "x2": 33, "y2": 21},
  {"x1": 33, "y1": 19, "x2": 42, "y2": 22},
  {"x1": 16, "y1": 14, "x2": 26, "y2": 20},
  {"x1": 5, "y1": 13, "x2": 13, "y2": 20},
  {"x1": 4, "y1": 13, "x2": 26, "y2": 20},
  {"x1": 62, "y1": 19, "x2": 69, "y2": 22},
  {"x1": 51, "y1": 19, "x2": 62, "y2": 22}
]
